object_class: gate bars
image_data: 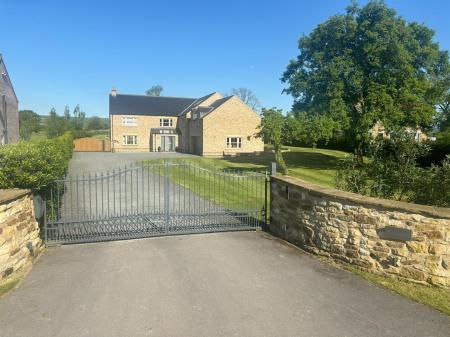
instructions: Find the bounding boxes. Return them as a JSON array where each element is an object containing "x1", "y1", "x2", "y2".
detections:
[{"x1": 44, "y1": 161, "x2": 270, "y2": 244}]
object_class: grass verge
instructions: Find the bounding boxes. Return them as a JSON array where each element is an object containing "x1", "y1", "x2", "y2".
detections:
[{"x1": 342, "y1": 264, "x2": 450, "y2": 315}]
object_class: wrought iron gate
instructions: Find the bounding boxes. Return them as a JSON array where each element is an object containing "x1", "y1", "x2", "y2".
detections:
[{"x1": 44, "y1": 161, "x2": 269, "y2": 244}]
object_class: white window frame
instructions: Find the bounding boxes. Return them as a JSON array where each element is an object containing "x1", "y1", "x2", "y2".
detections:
[
  {"x1": 160, "y1": 118, "x2": 173, "y2": 127},
  {"x1": 122, "y1": 135, "x2": 138, "y2": 145},
  {"x1": 121, "y1": 116, "x2": 137, "y2": 126},
  {"x1": 226, "y1": 137, "x2": 242, "y2": 149}
]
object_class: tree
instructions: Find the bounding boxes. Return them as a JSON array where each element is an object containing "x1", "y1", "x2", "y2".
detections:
[
  {"x1": 45, "y1": 108, "x2": 70, "y2": 138},
  {"x1": 282, "y1": 0, "x2": 450, "y2": 162},
  {"x1": 63, "y1": 105, "x2": 71, "y2": 120},
  {"x1": 436, "y1": 86, "x2": 450, "y2": 131},
  {"x1": 258, "y1": 108, "x2": 288, "y2": 174},
  {"x1": 145, "y1": 85, "x2": 163, "y2": 96},
  {"x1": 86, "y1": 116, "x2": 107, "y2": 130},
  {"x1": 18, "y1": 110, "x2": 41, "y2": 140},
  {"x1": 230, "y1": 87, "x2": 260, "y2": 111},
  {"x1": 71, "y1": 104, "x2": 85, "y2": 130}
]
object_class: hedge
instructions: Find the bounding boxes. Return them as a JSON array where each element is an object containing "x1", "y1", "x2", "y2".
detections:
[{"x1": 0, "y1": 132, "x2": 74, "y2": 192}]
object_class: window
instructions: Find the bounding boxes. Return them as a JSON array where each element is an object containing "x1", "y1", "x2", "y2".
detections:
[
  {"x1": 160, "y1": 118, "x2": 173, "y2": 127},
  {"x1": 122, "y1": 116, "x2": 137, "y2": 126},
  {"x1": 123, "y1": 135, "x2": 137, "y2": 145},
  {"x1": 226, "y1": 137, "x2": 242, "y2": 148}
]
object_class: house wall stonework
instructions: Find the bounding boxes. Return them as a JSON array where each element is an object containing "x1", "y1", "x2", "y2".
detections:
[
  {"x1": 111, "y1": 115, "x2": 178, "y2": 152},
  {"x1": 202, "y1": 97, "x2": 264, "y2": 156},
  {"x1": 270, "y1": 176, "x2": 450, "y2": 287},
  {"x1": 0, "y1": 190, "x2": 42, "y2": 283}
]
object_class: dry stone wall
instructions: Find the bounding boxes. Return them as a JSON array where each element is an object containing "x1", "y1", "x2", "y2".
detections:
[
  {"x1": 270, "y1": 176, "x2": 450, "y2": 287},
  {"x1": 0, "y1": 189, "x2": 42, "y2": 282}
]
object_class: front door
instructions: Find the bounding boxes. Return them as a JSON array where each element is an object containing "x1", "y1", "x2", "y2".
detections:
[{"x1": 161, "y1": 136, "x2": 175, "y2": 152}]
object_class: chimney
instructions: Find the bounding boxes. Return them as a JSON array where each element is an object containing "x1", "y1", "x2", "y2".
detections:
[{"x1": 111, "y1": 87, "x2": 117, "y2": 97}]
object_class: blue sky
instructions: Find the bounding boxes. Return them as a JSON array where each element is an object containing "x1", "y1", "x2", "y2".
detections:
[{"x1": 1, "y1": 0, "x2": 449, "y2": 117}]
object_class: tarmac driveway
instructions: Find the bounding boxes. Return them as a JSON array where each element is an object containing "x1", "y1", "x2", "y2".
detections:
[
  {"x1": 0, "y1": 232, "x2": 449, "y2": 337},
  {"x1": 67, "y1": 151, "x2": 194, "y2": 174}
]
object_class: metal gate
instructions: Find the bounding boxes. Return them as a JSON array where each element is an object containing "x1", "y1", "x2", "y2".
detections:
[{"x1": 44, "y1": 161, "x2": 269, "y2": 244}]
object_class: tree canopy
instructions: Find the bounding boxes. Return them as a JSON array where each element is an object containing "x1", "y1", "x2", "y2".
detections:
[
  {"x1": 145, "y1": 85, "x2": 163, "y2": 96},
  {"x1": 282, "y1": 0, "x2": 450, "y2": 159},
  {"x1": 18, "y1": 110, "x2": 41, "y2": 140}
]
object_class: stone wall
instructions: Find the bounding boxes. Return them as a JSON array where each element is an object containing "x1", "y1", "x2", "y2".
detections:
[
  {"x1": 270, "y1": 176, "x2": 450, "y2": 287},
  {"x1": 0, "y1": 189, "x2": 42, "y2": 282}
]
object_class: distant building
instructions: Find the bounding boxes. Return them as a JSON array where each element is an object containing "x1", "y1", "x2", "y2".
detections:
[
  {"x1": 109, "y1": 90, "x2": 264, "y2": 156},
  {"x1": 370, "y1": 122, "x2": 429, "y2": 142},
  {"x1": 0, "y1": 54, "x2": 19, "y2": 144}
]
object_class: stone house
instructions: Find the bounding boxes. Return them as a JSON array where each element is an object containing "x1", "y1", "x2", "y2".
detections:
[
  {"x1": 0, "y1": 54, "x2": 19, "y2": 145},
  {"x1": 370, "y1": 122, "x2": 429, "y2": 142},
  {"x1": 109, "y1": 90, "x2": 264, "y2": 156}
]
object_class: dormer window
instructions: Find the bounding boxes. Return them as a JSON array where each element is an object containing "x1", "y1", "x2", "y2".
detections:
[{"x1": 160, "y1": 118, "x2": 173, "y2": 127}]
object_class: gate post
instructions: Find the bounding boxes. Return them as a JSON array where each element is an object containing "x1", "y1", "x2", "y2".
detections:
[{"x1": 271, "y1": 162, "x2": 277, "y2": 176}]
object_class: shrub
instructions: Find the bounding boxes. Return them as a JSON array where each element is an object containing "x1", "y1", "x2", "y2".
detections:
[
  {"x1": 335, "y1": 131, "x2": 450, "y2": 207},
  {"x1": 0, "y1": 132, "x2": 74, "y2": 192},
  {"x1": 413, "y1": 156, "x2": 450, "y2": 207},
  {"x1": 335, "y1": 155, "x2": 370, "y2": 195}
]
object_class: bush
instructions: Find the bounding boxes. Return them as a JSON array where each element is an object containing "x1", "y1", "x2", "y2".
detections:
[
  {"x1": 335, "y1": 131, "x2": 450, "y2": 207},
  {"x1": 414, "y1": 156, "x2": 450, "y2": 207},
  {"x1": 0, "y1": 132, "x2": 74, "y2": 192}
]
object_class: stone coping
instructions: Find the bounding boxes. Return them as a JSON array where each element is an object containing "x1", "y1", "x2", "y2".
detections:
[
  {"x1": 0, "y1": 189, "x2": 31, "y2": 205},
  {"x1": 272, "y1": 176, "x2": 450, "y2": 220}
]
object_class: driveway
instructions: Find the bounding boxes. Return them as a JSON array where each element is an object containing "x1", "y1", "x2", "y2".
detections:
[
  {"x1": 67, "y1": 151, "x2": 194, "y2": 174},
  {"x1": 0, "y1": 232, "x2": 449, "y2": 337}
]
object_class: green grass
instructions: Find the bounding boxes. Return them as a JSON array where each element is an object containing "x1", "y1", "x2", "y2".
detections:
[
  {"x1": 143, "y1": 160, "x2": 268, "y2": 220},
  {"x1": 154, "y1": 146, "x2": 348, "y2": 188},
  {"x1": 142, "y1": 146, "x2": 348, "y2": 220},
  {"x1": 343, "y1": 264, "x2": 450, "y2": 316}
]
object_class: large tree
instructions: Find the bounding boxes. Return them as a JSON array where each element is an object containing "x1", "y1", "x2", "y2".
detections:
[
  {"x1": 282, "y1": 0, "x2": 449, "y2": 161},
  {"x1": 145, "y1": 85, "x2": 163, "y2": 96},
  {"x1": 230, "y1": 87, "x2": 260, "y2": 111},
  {"x1": 18, "y1": 110, "x2": 41, "y2": 140}
]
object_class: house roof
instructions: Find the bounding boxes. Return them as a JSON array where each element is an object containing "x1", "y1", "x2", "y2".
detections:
[
  {"x1": 109, "y1": 94, "x2": 197, "y2": 117},
  {"x1": 195, "y1": 96, "x2": 235, "y2": 119}
]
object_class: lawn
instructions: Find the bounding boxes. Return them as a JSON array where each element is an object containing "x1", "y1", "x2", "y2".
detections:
[
  {"x1": 142, "y1": 160, "x2": 269, "y2": 223},
  {"x1": 149, "y1": 145, "x2": 348, "y2": 188},
  {"x1": 142, "y1": 146, "x2": 348, "y2": 223}
]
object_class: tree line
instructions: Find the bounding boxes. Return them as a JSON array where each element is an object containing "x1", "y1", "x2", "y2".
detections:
[{"x1": 19, "y1": 106, "x2": 109, "y2": 140}]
